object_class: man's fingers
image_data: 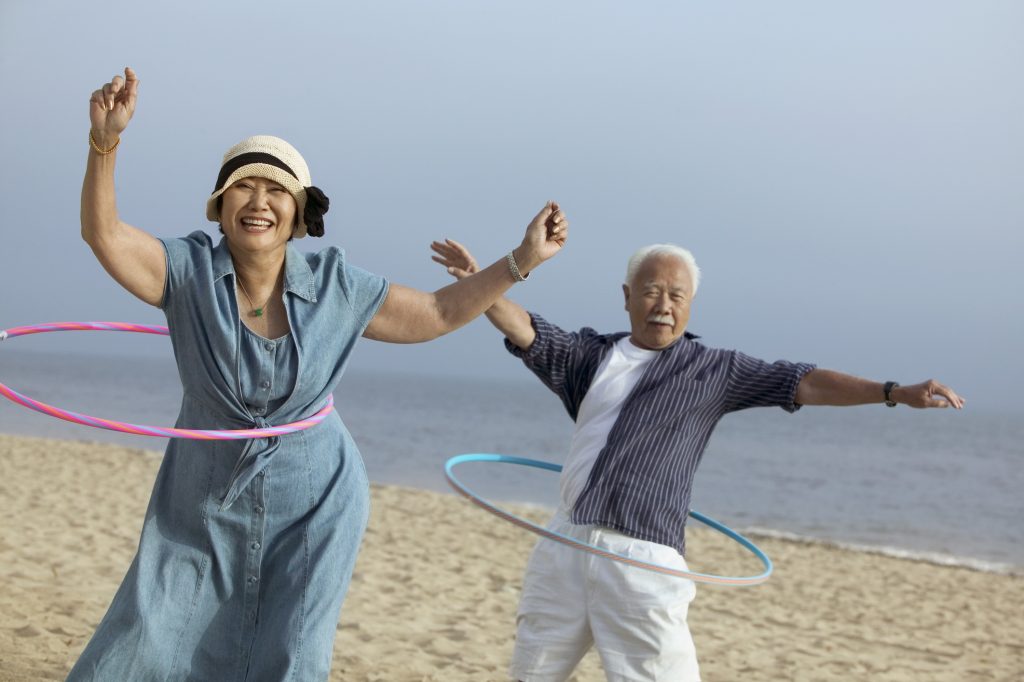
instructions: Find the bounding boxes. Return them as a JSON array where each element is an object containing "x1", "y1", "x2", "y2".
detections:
[
  {"x1": 907, "y1": 380, "x2": 964, "y2": 410},
  {"x1": 430, "y1": 243, "x2": 462, "y2": 262},
  {"x1": 428, "y1": 253, "x2": 472, "y2": 279},
  {"x1": 445, "y1": 237, "x2": 469, "y2": 253},
  {"x1": 933, "y1": 384, "x2": 964, "y2": 409},
  {"x1": 443, "y1": 239, "x2": 478, "y2": 268}
]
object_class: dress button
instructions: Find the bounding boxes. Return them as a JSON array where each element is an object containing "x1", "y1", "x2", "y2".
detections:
[
  {"x1": 251, "y1": 542, "x2": 261, "y2": 550},
  {"x1": 264, "y1": 342, "x2": 274, "y2": 351},
  {"x1": 254, "y1": 506, "x2": 264, "y2": 514},
  {"x1": 248, "y1": 576, "x2": 258, "y2": 584},
  {"x1": 260, "y1": 380, "x2": 270, "y2": 388}
]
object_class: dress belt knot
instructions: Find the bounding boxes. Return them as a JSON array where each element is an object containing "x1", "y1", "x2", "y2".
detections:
[{"x1": 219, "y1": 415, "x2": 281, "y2": 510}]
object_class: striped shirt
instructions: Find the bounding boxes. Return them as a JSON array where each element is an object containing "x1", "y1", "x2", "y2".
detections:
[{"x1": 505, "y1": 313, "x2": 816, "y2": 554}]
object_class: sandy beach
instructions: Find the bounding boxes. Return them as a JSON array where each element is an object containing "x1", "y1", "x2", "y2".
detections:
[{"x1": 0, "y1": 433, "x2": 1020, "y2": 681}]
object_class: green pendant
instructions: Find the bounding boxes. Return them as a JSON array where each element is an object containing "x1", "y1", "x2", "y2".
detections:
[{"x1": 252, "y1": 308, "x2": 263, "y2": 318}]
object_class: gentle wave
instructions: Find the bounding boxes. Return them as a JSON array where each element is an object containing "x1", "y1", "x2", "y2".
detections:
[
  {"x1": 740, "y1": 526, "x2": 1022, "y2": 576},
  {"x1": 452, "y1": 493, "x2": 1022, "y2": 577}
]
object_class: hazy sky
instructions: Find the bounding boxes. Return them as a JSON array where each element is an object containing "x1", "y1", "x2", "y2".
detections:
[{"x1": 1, "y1": 1, "x2": 1020, "y2": 412}]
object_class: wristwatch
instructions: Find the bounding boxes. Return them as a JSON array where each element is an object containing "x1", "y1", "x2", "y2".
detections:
[{"x1": 883, "y1": 381, "x2": 900, "y2": 407}]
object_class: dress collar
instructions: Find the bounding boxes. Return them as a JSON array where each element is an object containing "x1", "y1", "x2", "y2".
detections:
[{"x1": 211, "y1": 237, "x2": 317, "y2": 303}]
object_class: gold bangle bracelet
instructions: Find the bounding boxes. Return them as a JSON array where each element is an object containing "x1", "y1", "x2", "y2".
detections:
[{"x1": 89, "y1": 131, "x2": 120, "y2": 155}]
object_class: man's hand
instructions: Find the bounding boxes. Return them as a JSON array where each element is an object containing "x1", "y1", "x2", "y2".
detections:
[
  {"x1": 430, "y1": 238, "x2": 480, "y2": 280},
  {"x1": 796, "y1": 370, "x2": 965, "y2": 409},
  {"x1": 892, "y1": 380, "x2": 965, "y2": 409}
]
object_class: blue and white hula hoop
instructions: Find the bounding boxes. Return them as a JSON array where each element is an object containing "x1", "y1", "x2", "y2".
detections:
[{"x1": 445, "y1": 454, "x2": 773, "y2": 586}]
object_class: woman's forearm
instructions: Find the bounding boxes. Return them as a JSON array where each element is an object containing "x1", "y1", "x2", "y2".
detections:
[
  {"x1": 77, "y1": 105, "x2": 167, "y2": 307},
  {"x1": 80, "y1": 138, "x2": 122, "y2": 246},
  {"x1": 431, "y1": 253, "x2": 527, "y2": 334}
]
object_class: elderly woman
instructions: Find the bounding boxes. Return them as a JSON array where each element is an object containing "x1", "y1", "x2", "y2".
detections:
[{"x1": 69, "y1": 67, "x2": 568, "y2": 681}]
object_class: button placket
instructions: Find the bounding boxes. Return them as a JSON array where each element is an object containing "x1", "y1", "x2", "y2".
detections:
[
  {"x1": 240, "y1": 472, "x2": 268, "y2": 640},
  {"x1": 253, "y1": 339, "x2": 275, "y2": 415}
]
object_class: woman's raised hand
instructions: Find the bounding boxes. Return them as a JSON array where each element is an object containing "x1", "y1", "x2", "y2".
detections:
[
  {"x1": 89, "y1": 67, "x2": 139, "y2": 144},
  {"x1": 515, "y1": 201, "x2": 569, "y2": 273}
]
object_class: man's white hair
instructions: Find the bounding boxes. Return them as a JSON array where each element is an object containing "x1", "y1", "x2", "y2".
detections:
[{"x1": 625, "y1": 244, "x2": 701, "y2": 295}]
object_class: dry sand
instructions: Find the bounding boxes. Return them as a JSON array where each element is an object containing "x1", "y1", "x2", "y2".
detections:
[{"x1": 1, "y1": 434, "x2": 1021, "y2": 681}]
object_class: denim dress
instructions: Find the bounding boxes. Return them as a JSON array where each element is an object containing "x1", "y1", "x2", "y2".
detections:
[{"x1": 68, "y1": 231, "x2": 389, "y2": 681}]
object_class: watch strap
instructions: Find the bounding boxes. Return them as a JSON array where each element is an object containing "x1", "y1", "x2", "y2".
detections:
[{"x1": 883, "y1": 381, "x2": 900, "y2": 407}]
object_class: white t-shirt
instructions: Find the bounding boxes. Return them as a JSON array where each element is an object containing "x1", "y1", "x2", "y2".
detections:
[{"x1": 560, "y1": 336, "x2": 659, "y2": 509}]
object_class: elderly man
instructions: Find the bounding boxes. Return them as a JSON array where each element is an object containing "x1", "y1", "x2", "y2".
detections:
[{"x1": 431, "y1": 239, "x2": 963, "y2": 682}]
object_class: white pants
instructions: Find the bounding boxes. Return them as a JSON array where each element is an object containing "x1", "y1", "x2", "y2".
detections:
[{"x1": 509, "y1": 510, "x2": 700, "y2": 682}]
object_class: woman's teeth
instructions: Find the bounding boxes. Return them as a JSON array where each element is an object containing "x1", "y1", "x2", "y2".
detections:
[{"x1": 241, "y1": 218, "x2": 272, "y2": 231}]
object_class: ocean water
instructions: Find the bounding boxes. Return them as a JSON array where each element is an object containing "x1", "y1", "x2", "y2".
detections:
[{"x1": 1, "y1": 349, "x2": 1021, "y2": 574}]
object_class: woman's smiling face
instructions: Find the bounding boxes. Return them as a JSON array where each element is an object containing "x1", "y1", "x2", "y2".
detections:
[{"x1": 219, "y1": 177, "x2": 297, "y2": 250}]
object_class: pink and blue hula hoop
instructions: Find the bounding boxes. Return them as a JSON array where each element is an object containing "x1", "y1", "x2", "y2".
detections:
[
  {"x1": 445, "y1": 453, "x2": 773, "y2": 586},
  {"x1": 0, "y1": 322, "x2": 333, "y2": 440}
]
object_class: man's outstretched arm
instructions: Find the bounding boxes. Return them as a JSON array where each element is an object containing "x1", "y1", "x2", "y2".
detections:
[{"x1": 795, "y1": 369, "x2": 965, "y2": 409}]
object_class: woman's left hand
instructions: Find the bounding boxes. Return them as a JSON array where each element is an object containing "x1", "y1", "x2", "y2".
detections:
[{"x1": 513, "y1": 201, "x2": 568, "y2": 274}]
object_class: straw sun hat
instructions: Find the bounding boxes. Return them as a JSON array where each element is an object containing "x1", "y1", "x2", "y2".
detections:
[{"x1": 206, "y1": 135, "x2": 329, "y2": 238}]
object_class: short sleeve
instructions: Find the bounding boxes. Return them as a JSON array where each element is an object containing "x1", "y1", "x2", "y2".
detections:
[
  {"x1": 724, "y1": 351, "x2": 816, "y2": 414},
  {"x1": 337, "y1": 257, "x2": 389, "y2": 332},
  {"x1": 158, "y1": 231, "x2": 214, "y2": 311},
  {"x1": 502, "y1": 313, "x2": 614, "y2": 421},
  {"x1": 504, "y1": 313, "x2": 562, "y2": 359}
]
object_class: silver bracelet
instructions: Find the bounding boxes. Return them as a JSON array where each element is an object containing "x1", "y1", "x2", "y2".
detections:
[{"x1": 506, "y1": 251, "x2": 530, "y2": 282}]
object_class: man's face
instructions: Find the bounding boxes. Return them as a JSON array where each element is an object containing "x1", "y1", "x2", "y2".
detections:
[{"x1": 623, "y1": 253, "x2": 695, "y2": 350}]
